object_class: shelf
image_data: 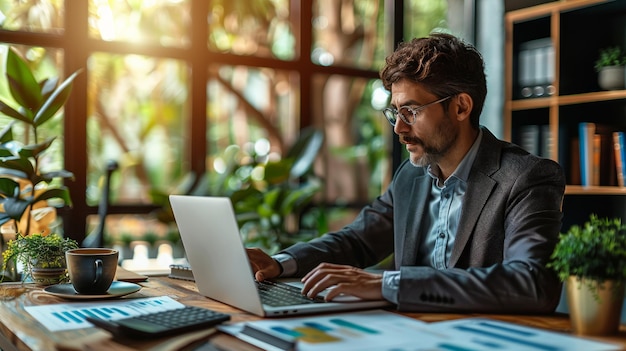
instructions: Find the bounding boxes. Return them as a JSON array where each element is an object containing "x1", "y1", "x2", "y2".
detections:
[
  {"x1": 510, "y1": 90, "x2": 626, "y2": 111},
  {"x1": 506, "y1": 0, "x2": 610, "y2": 23},
  {"x1": 566, "y1": 185, "x2": 626, "y2": 195},
  {"x1": 558, "y1": 90, "x2": 626, "y2": 105},
  {"x1": 509, "y1": 97, "x2": 554, "y2": 111}
]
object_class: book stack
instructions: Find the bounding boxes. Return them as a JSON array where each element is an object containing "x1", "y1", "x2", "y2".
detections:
[
  {"x1": 518, "y1": 124, "x2": 552, "y2": 158},
  {"x1": 169, "y1": 263, "x2": 195, "y2": 281},
  {"x1": 578, "y1": 122, "x2": 619, "y2": 187},
  {"x1": 517, "y1": 38, "x2": 555, "y2": 99}
]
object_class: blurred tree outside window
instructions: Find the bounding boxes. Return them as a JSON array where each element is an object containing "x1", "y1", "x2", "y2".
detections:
[
  {"x1": 207, "y1": 65, "x2": 298, "y2": 157},
  {"x1": 312, "y1": 74, "x2": 391, "y2": 204},
  {"x1": 405, "y1": 0, "x2": 449, "y2": 40},
  {"x1": 0, "y1": 0, "x2": 64, "y2": 34},
  {"x1": 312, "y1": 0, "x2": 387, "y2": 69},
  {"x1": 0, "y1": 0, "x2": 450, "y2": 247},
  {"x1": 86, "y1": 52, "x2": 189, "y2": 206},
  {"x1": 88, "y1": 0, "x2": 191, "y2": 48},
  {"x1": 207, "y1": 0, "x2": 295, "y2": 60}
]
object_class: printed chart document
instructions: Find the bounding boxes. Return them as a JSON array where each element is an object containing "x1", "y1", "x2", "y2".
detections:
[
  {"x1": 218, "y1": 310, "x2": 622, "y2": 351},
  {"x1": 427, "y1": 318, "x2": 620, "y2": 351},
  {"x1": 25, "y1": 296, "x2": 185, "y2": 332},
  {"x1": 218, "y1": 309, "x2": 435, "y2": 351}
]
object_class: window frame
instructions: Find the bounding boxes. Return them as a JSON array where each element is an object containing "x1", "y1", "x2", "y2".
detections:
[{"x1": 0, "y1": 0, "x2": 470, "y2": 244}]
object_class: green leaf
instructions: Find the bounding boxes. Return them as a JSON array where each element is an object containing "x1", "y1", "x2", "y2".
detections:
[
  {"x1": 40, "y1": 77, "x2": 58, "y2": 99},
  {"x1": 279, "y1": 181, "x2": 320, "y2": 215},
  {"x1": 0, "y1": 100, "x2": 28, "y2": 122},
  {"x1": 32, "y1": 187, "x2": 72, "y2": 208},
  {"x1": 0, "y1": 139, "x2": 21, "y2": 159},
  {"x1": 264, "y1": 160, "x2": 292, "y2": 184},
  {"x1": 0, "y1": 178, "x2": 20, "y2": 197},
  {"x1": 0, "y1": 157, "x2": 35, "y2": 178},
  {"x1": 34, "y1": 69, "x2": 81, "y2": 126},
  {"x1": 6, "y1": 49, "x2": 42, "y2": 115},
  {"x1": 0, "y1": 123, "x2": 15, "y2": 143},
  {"x1": 0, "y1": 212, "x2": 13, "y2": 226},
  {"x1": 20, "y1": 137, "x2": 55, "y2": 159},
  {"x1": 0, "y1": 196, "x2": 32, "y2": 221},
  {"x1": 35, "y1": 169, "x2": 74, "y2": 183},
  {"x1": 287, "y1": 127, "x2": 324, "y2": 179},
  {"x1": 0, "y1": 167, "x2": 27, "y2": 180}
]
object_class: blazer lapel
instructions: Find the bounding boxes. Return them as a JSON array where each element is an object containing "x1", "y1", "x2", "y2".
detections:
[
  {"x1": 449, "y1": 128, "x2": 500, "y2": 267},
  {"x1": 399, "y1": 174, "x2": 431, "y2": 266}
]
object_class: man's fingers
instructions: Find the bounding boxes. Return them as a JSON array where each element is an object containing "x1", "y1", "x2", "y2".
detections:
[{"x1": 255, "y1": 271, "x2": 265, "y2": 282}]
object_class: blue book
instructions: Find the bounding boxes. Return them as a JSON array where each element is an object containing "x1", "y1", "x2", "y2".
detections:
[{"x1": 579, "y1": 123, "x2": 594, "y2": 186}]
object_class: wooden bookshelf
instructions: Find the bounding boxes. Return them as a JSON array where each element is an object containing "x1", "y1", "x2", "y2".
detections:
[{"x1": 504, "y1": 0, "x2": 626, "y2": 227}]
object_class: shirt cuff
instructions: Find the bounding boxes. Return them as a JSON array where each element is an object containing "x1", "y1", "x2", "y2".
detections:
[
  {"x1": 382, "y1": 270, "x2": 400, "y2": 304},
  {"x1": 272, "y1": 253, "x2": 297, "y2": 277}
]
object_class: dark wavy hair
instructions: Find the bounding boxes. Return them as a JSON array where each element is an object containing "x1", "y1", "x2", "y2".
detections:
[{"x1": 379, "y1": 33, "x2": 487, "y2": 128}]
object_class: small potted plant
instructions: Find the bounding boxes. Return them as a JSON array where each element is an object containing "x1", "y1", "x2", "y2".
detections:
[
  {"x1": 595, "y1": 46, "x2": 626, "y2": 90},
  {"x1": 547, "y1": 214, "x2": 626, "y2": 336},
  {"x1": 2, "y1": 232, "x2": 78, "y2": 285}
]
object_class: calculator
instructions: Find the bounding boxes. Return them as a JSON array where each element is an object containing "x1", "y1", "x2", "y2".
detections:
[{"x1": 85, "y1": 305, "x2": 231, "y2": 338}]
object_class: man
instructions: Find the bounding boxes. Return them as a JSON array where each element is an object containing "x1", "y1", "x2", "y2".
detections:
[{"x1": 247, "y1": 33, "x2": 566, "y2": 313}]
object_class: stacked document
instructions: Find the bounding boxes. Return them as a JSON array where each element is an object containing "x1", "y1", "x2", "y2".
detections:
[{"x1": 218, "y1": 309, "x2": 621, "y2": 351}]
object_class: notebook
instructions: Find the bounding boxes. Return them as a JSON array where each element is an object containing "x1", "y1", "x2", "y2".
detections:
[{"x1": 169, "y1": 195, "x2": 390, "y2": 317}]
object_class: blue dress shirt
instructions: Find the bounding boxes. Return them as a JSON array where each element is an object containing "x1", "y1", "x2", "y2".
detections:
[{"x1": 275, "y1": 130, "x2": 483, "y2": 304}]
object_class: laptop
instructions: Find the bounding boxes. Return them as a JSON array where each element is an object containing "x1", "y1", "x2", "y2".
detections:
[{"x1": 169, "y1": 195, "x2": 390, "y2": 317}]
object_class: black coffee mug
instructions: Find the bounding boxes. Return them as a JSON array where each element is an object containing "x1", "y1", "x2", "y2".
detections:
[{"x1": 66, "y1": 248, "x2": 119, "y2": 294}]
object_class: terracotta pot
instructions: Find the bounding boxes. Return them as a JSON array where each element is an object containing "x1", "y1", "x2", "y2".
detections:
[{"x1": 566, "y1": 276, "x2": 625, "y2": 336}]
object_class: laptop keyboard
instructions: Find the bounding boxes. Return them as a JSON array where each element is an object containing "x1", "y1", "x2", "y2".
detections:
[{"x1": 257, "y1": 280, "x2": 325, "y2": 306}]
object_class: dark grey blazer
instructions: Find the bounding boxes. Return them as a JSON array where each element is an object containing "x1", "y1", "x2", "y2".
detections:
[{"x1": 282, "y1": 127, "x2": 566, "y2": 313}]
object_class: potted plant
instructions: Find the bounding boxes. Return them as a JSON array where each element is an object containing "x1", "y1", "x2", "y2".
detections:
[
  {"x1": 594, "y1": 46, "x2": 626, "y2": 90},
  {"x1": 2, "y1": 232, "x2": 78, "y2": 285},
  {"x1": 547, "y1": 214, "x2": 626, "y2": 336},
  {"x1": 0, "y1": 48, "x2": 80, "y2": 281}
]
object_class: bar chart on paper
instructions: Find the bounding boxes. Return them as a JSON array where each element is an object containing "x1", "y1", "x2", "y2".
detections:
[
  {"x1": 25, "y1": 296, "x2": 185, "y2": 332},
  {"x1": 225, "y1": 310, "x2": 450, "y2": 351},
  {"x1": 267, "y1": 317, "x2": 381, "y2": 343},
  {"x1": 227, "y1": 311, "x2": 622, "y2": 351}
]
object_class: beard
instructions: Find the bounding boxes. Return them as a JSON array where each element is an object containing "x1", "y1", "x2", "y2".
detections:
[{"x1": 403, "y1": 118, "x2": 458, "y2": 167}]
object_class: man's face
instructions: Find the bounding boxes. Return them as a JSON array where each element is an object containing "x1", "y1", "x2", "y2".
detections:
[{"x1": 390, "y1": 80, "x2": 459, "y2": 167}]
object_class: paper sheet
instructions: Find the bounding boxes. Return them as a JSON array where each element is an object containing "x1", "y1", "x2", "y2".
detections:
[
  {"x1": 218, "y1": 309, "x2": 444, "y2": 351},
  {"x1": 219, "y1": 310, "x2": 622, "y2": 351},
  {"x1": 25, "y1": 296, "x2": 185, "y2": 332},
  {"x1": 427, "y1": 318, "x2": 622, "y2": 351}
]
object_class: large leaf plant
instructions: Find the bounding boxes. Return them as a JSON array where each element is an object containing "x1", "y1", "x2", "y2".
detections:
[{"x1": 0, "y1": 48, "x2": 80, "y2": 235}]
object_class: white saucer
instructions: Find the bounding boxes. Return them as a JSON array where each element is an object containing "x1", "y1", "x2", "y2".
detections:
[{"x1": 43, "y1": 281, "x2": 142, "y2": 300}]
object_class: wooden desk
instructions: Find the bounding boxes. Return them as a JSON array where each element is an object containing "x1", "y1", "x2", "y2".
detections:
[{"x1": 1, "y1": 275, "x2": 625, "y2": 351}]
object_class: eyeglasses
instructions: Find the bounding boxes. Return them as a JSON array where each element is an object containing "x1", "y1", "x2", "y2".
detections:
[{"x1": 382, "y1": 95, "x2": 453, "y2": 126}]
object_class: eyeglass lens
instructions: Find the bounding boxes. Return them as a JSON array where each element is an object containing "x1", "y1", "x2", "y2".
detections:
[{"x1": 383, "y1": 106, "x2": 415, "y2": 126}]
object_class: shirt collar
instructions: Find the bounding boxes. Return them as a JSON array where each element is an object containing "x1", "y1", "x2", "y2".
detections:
[{"x1": 428, "y1": 128, "x2": 483, "y2": 185}]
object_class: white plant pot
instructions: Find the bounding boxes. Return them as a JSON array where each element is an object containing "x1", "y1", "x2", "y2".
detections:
[{"x1": 598, "y1": 65, "x2": 625, "y2": 90}]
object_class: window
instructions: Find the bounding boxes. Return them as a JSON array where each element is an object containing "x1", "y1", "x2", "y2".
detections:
[{"x1": 0, "y1": 0, "x2": 452, "y2": 249}]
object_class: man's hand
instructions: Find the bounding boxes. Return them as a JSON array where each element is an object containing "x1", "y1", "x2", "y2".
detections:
[
  {"x1": 246, "y1": 247, "x2": 281, "y2": 282},
  {"x1": 301, "y1": 263, "x2": 383, "y2": 301}
]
